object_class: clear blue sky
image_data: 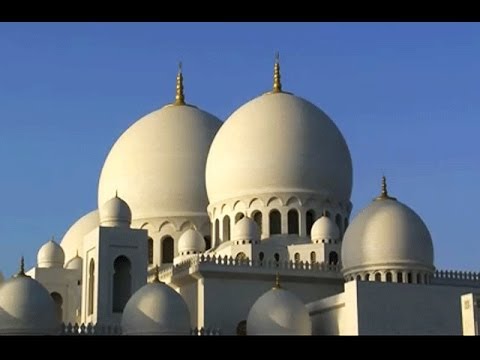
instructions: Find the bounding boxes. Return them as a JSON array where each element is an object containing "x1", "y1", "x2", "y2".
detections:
[{"x1": 0, "y1": 22, "x2": 478, "y2": 277}]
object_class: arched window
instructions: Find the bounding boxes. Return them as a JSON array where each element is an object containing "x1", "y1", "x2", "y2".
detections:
[
  {"x1": 235, "y1": 252, "x2": 247, "y2": 262},
  {"x1": 407, "y1": 272, "x2": 412, "y2": 284},
  {"x1": 356, "y1": 275, "x2": 362, "y2": 281},
  {"x1": 204, "y1": 236, "x2": 212, "y2": 250},
  {"x1": 294, "y1": 253, "x2": 300, "y2": 263},
  {"x1": 88, "y1": 259, "x2": 95, "y2": 315},
  {"x1": 148, "y1": 237, "x2": 153, "y2": 265},
  {"x1": 252, "y1": 211, "x2": 262, "y2": 236},
  {"x1": 375, "y1": 272, "x2": 381, "y2": 281},
  {"x1": 344, "y1": 218, "x2": 349, "y2": 232},
  {"x1": 50, "y1": 292, "x2": 63, "y2": 322},
  {"x1": 328, "y1": 251, "x2": 338, "y2": 265},
  {"x1": 214, "y1": 219, "x2": 220, "y2": 243},
  {"x1": 161, "y1": 236, "x2": 174, "y2": 263},
  {"x1": 417, "y1": 273, "x2": 422, "y2": 284},
  {"x1": 397, "y1": 273, "x2": 403, "y2": 283},
  {"x1": 269, "y1": 210, "x2": 281, "y2": 235},
  {"x1": 274, "y1": 253, "x2": 280, "y2": 262},
  {"x1": 335, "y1": 214, "x2": 342, "y2": 235},
  {"x1": 235, "y1": 213, "x2": 245, "y2": 223},
  {"x1": 287, "y1": 209, "x2": 299, "y2": 234},
  {"x1": 386, "y1": 272, "x2": 392, "y2": 282},
  {"x1": 112, "y1": 256, "x2": 132, "y2": 313},
  {"x1": 223, "y1": 216, "x2": 231, "y2": 241},
  {"x1": 306, "y1": 210, "x2": 315, "y2": 236},
  {"x1": 365, "y1": 273, "x2": 370, "y2": 281},
  {"x1": 259, "y1": 252, "x2": 264, "y2": 261},
  {"x1": 236, "y1": 320, "x2": 247, "y2": 336},
  {"x1": 310, "y1": 251, "x2": 316, "y2": 264}
]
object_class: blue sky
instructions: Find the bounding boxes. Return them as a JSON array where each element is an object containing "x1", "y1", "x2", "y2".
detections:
[{"x1": 0, "y1": 22, "x2": 478, "y2": 276}]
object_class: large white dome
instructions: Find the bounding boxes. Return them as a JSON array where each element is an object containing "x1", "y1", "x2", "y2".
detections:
[
  {"x1": 206, "y1": 91, "x2": 352, "y2": 205},
  {"x1": 247, "y1": 282, "x2": 312, "y2": 335},
  {"x1": 342, "y1": 181, "x2": 434, "y2": 277},
  {"x1": 98, "y1": 99, "x2": 221, "y2": 222},
  {"x1": 121, "y1": 280, "x2": 191, "y2": 335},
  {"x1": 0, "y1": 272, "x2": 60, "y2": 335},
  {"x1": 60, "y1": 209, "x2": 99, "y2": 263}
]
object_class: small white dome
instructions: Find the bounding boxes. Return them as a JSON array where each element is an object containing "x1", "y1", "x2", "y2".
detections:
[
  {"x1": 60, "y1": 209, "x2": 99, "y2": 263},
  {"x1": 311, "y1": 215, "x2": 339, "y2": 242},
  {"x1": 0, "y1": 272, "x2": 60, "y2": 335},
  {"x1": 122, "y1": 280, "x2": 191, "y2": 335},
  {"x1": 178, "y1": 229, "x2": 206, "y2": 255},
  {"x1": 247, "y1": 282, "x2": 312, "y2": 335},
  {"x1": 342, "y1": 180, "x2": 434, "y2": 277},
  {"x1": 65, "y1": 254, "x2": 83, "y2": 271},
  {"x1": 232, "y1": 217, "x2": 260, "y2": 243},
  {"x1": 37, "y1": 239, "x2": 65, "y2": 268},
  {"x1": 99, "y1": 195, "x2": 132, "y2": 227}
]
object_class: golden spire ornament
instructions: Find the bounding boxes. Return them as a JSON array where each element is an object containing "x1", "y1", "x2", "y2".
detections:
[
  {"x1": 174, "y1": 61, "x2": 185, "y2": 105},
  {"x1": 152, "y1": 265, "x2": 161, "y2": 283},
  {"x1": 272, "y1": 52, "x2": 282, "y2": 93},
  {"x1": 375, "y1": 175, "x2": 397, "y2": 201},
  {"x1": 273, "y1": 272, "x2": 282, "y2": 289},
  {"x1": 15, "y1": 256, "x2": 26, "y2": 277}
]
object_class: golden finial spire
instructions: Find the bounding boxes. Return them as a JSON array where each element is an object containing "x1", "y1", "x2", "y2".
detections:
[
  {"x1": 174, "y1": 61, "x2": 185, "y2": 106},
  {"x1": 273, "y1": 272, "x2": 282, "y2": 289},
  {"x1": 375, "y1": 175, "x2": 397, "y2": 201},
  {"x1": 152, "y1": 265, "x2": 161, "y2": 283},
  {"x1": 272, "y1": 52, "x2": 282, "y2": 93},
  {"x1": 15, "y1": 256, "x2": 26, "y2": 277},
  {"x1": 115, "y1": 189, "x2": 118, "y2": 198}
]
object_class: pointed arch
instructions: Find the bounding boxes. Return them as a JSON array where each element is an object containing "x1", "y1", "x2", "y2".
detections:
[
  {"x1": 248, "y1": 198, "x2": 264, "y2": 208},
  {"x1": 223, "y1": 216, "x2": 231, "y2": 241},
  {"x1": 180, "y1": 220, "x2": 195, "y2": 231},
  {"x1": 306, "y1": 210, "x2": 315, "y2": 236},
  {"x1": 335, "y1": 214, "x2": 342, "y2": 235},
  {"x1": 50, "y1": 292, "x2": 63, "y2": 322},
  {"x1": 288, "y1": 209, "x2": 299, "y2": 234},
  {"x1": 286, "y1": 196, "x2": 301, "y2": 206},
  {"x1": 252, "y1": 211, "x2": 262, "y2": 235},
  {"x1": 112, "y1": 256, "x2": 132, "y2": 313},
  {"x1": 267, "y1": 197, "x2": 282, "y2": 207},
  {"x1": 159, "y1": 221, "x2": 175, "y2": 232},
  {"x1": 269, "y1": 210, "x2": 281, "y2": 235},
  {"x1": 88, "y1": 259, "x2": 95, "y2": 316},
  {"x1": 161, "y1": 236, "x2": 174, "y2": 263},
  {"x1": 148, "y1": 237, "x2": 154, "y2": 265}
]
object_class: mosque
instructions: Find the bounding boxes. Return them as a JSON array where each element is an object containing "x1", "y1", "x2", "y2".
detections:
[{"x1": 1, "y1": 56, "x2": 479, "y2": 336}]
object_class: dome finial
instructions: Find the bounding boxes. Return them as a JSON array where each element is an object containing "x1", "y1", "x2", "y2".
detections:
[
  {"x1": 272, "y1": 51, "x2": 282, "y2": 93},
  {"x1": 375, "y1": 175, "x2": 397, "y2": 201},
  {"x1": 152, "y1": 265, "x2": 162, "y2": 283},
  {"x1": 15, "y1": 256, "x2": 26, "y2": 277},
  {"x1": 174, "y1": 61, "x2": 185, "y2": 106},
  {"x1": 273, "y1": 272, "x2": 282, "y2": 289},
  {"x1": 115, "y1": 189, "x2": 118, "y2": 198}
]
